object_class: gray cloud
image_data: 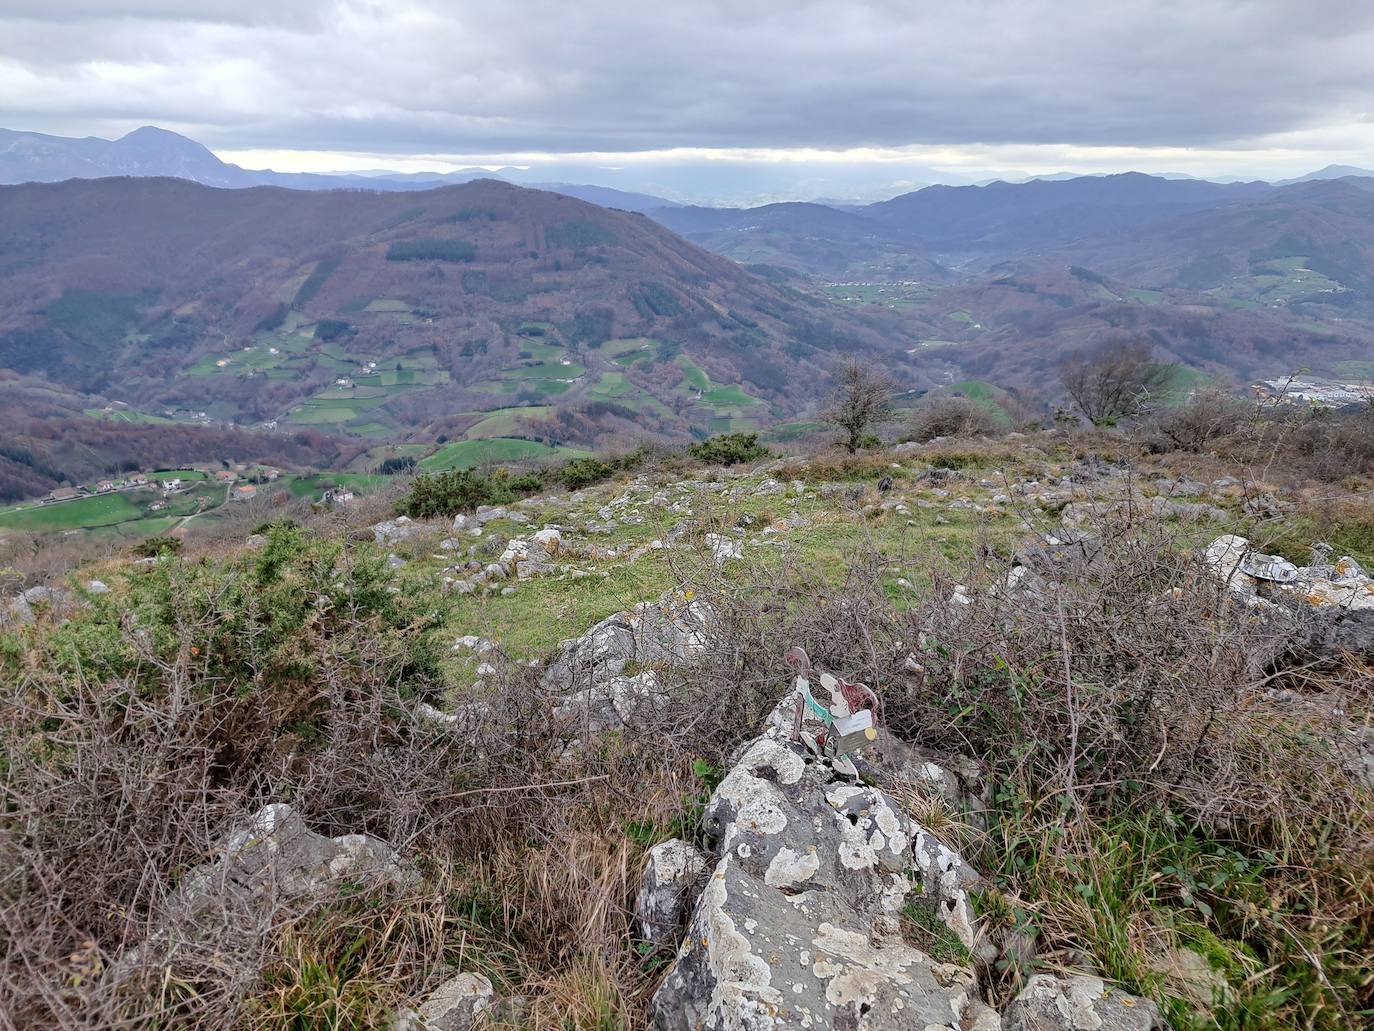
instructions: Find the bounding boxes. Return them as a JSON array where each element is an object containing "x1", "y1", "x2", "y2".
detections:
[{"x1": 2, "y1": 0, "x2": 1373, "y2": 156}]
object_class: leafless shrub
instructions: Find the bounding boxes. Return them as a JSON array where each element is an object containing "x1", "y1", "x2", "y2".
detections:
[
  {"x1": 908, "y1": 396, "x2": 1006, "y2": 443},
  {"x1": 1059, "y1": 342, "x2": 1175, "y2": 425},
  {"x1": 1144, "y1": 387, "x2": 1249, "y2": 452}
]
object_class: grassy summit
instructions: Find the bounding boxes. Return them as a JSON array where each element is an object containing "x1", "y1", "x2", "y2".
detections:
[{"x1": 1, "y1": 426, "x2": 1371, "y2": 1028}]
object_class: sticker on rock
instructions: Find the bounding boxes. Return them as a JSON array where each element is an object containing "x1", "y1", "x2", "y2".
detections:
[{"x1": 784, "y1": 646, "x2": 880, "y2": 775}]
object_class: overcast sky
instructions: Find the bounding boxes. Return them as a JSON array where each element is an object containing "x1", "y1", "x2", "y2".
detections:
[{"x1": 3, "y1": 0, "x2": 1374, "y2": 198}]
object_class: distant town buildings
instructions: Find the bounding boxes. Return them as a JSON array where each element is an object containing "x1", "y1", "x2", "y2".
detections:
[{"x1": 1258, "y1": 378, "x2": 1374, "y2": 407}]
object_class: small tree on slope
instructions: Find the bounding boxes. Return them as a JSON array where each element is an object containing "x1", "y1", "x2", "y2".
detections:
[
  {"x1": 1059, "y1": 342, "x2": 1176, "y2": 425},
  {"x1": 824, "y1": 358, "x2": 893, "y2": 454}
]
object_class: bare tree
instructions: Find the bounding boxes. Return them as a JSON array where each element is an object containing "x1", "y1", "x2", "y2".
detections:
[
  {"x1": 1059, "y1": 342, "x2": 1175, "y2": 425},
  {"x1": 824, "y1": 358, "x2": 893, "y2": 453}
]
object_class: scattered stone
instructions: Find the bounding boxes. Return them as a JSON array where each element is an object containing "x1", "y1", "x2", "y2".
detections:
[
  {"x1": 1154, "y1": 476, "x2": 1208, "y2": 497},
  {"x1": 85, "y1": 579, "x2": 111, "y2": 594},
  {"x1": 452, "y1": 635, "x2": 493, "y2": 654},
  {"x1": 705, "y1": 533, "x2": 743, "y2": 564},
  {"x1": 532, "y1": 526, "x2": 562, "y2": 555},
  {"x1": 1242, "y1": 493, "x2": 1285, "y2": 519},
  {"x1": 396, "y1": 972, "x2": 497, "y2": 1031},
  {"x1": 821, "y1": 482, "x2": 864, "y2": 503},
  {"x1": 1149, "y1": 946, "x2": 1233, "y2": 1015}
]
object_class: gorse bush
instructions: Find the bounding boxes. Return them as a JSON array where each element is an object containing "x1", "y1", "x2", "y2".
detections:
[
  {"x1": 131, "y1": 534, "x2": 182, "y2": 557},
  {"x1": 0, "y1": 524, "x2": 458, "y2": 1025},
  {"x1": 687, "y1": 432, "x2": 768, "y2": 466},
  {"x1": 402, "y1": 468, "x2": 509, "y2": 518},
  {"x1": 398, "y1": 451, "x2": 646, "y2": 517},
  {"x1": 558, "y1": 457, "x2": 615, "y2": 490}
]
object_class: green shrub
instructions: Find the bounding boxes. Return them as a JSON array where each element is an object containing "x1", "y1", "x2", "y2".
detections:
[
  {"x1": 559, "y1": 457, "x2": 614, "y2": 490},
  {"x1": 688, "y1": 432, "x2": 768, "y2": 466},
  {"x1": 386, "y1": 239, "x2": 476, "y2": 263},
  {"x1": 402, "y1": 469, "x2": 508, "y2": 518},
  {"x1": 131, "y1": 535, "x2": 182, "y2": 558},
  {"x1": 314, "y1": 318, "x2": 354, "y2": 342}
]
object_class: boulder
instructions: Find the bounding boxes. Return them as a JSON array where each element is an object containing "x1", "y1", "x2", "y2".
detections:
[
  {"x1": 541, "y1": 591, "x2": 713, "y2": 697},
  {"x1": 113, "y1": 803, "x2": 412, "y2": 985},
  {"x1": 1148, "y1": 496, "x2": 1229, "y2": 523},
  {"x1": 650, "y1": 697, "x2": 992, "y2": 1030},
  {"x1": 635, "y1": 838, "x2": 709, "y2": 946},
  {"x1": 373, "y1": 516, "x2": 424, "y2": 546},
  {"x1": 1203, "y1": 534, "x2": 1374, "y2": 653},
  {"x1": 5, "y1": 585, "x2": 72, "y2": 624},
  {"x1": 177, "y1": 804, "x2": 409, "y2": 907},
  {"x1": 1003, "y1": 973, "x2": 1162, "y2": 1030},
  {"x1": 554, "y1": 669, "x2": 667, "y2": 734}
]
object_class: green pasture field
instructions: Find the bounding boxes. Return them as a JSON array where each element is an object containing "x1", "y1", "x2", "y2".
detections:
[{"x1": 418, "y1": 438, "x2": 588, "y2": 472}]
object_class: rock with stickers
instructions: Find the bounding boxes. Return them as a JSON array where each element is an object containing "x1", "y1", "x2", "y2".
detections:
[{"x1": 645, "y1": 648, "x2": 1164, "y2": 1031}]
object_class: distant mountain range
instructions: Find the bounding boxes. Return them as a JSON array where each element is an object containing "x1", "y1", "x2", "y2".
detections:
[
  {"x1": 0, "y1": 126, "x2": 679, "y2": 213},
  {"x1": 4, "y1": 124, "x2": 1372, "y2": 211}
]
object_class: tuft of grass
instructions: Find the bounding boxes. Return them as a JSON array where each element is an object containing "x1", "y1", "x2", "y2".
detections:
[{"x1": 901, "y1": 901, "x2": 974, "y2": 965}]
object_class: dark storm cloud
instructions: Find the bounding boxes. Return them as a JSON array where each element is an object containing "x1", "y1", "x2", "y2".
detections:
[{"x1": 2, "y1": 0, "x2": 1373, "y2": 155}]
